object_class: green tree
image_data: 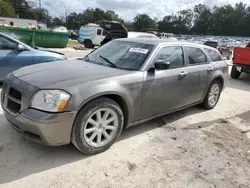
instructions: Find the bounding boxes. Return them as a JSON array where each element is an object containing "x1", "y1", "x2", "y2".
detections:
[
  {"x1": 52, "y1": 17, "x2": 65, "y2": 27},
  {"x1": 191, "y1": 4, "x2": 212, "y2": 35},
  {"x1": 133, "y1": 14, "x2": 156, "y2": 31},
  {"x1": 0, "y1": 1, "x2": 15, "y2": 17},
  {"x1": 3, "y1": 0, "x2": 33, "y2": 19},
  {"x1": 159, "y1": 9, "x2": 193, "y2": 34}
]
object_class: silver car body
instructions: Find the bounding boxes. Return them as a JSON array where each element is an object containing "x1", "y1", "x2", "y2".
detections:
[{"x1": 1, "y1": 38, "x2": 228, "y2": 146}]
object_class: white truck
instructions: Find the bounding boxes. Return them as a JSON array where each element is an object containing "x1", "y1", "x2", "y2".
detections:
[
  {"x1": 78, "y1": 23, "x2": 108, "y2": 48},
  {"x1": 79, "y1": 21, "x2": 128, "y2": 48}
]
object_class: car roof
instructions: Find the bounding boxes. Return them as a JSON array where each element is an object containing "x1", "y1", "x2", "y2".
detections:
[
  {"x1": 128, "y1": 32, "x2": 159, "y2": 38},
  {"x1": 116, "y1": 38, "x2": 214, "y2": 49}
]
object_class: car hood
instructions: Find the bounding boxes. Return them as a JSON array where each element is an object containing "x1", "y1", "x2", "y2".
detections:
[
  {"x1": 33, "y1": 46, "x2": 65, "y2": 56},
  {"x1": 13, "y1": 60, "x2": 130, "y2": 88}
]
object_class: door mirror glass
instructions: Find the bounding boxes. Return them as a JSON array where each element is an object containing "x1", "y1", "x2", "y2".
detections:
[
  {"x1": 17, "y1": 44, "x2": 27, "y2": 51},
  {"x1": 154, "y1": 61, "x2": 170, "y2": 70}
]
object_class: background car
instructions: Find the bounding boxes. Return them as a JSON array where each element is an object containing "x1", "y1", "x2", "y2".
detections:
[
  {"x1": 0, "y1": 32, "x2": 67, "y2": 81},
  {"x1": 204, "y1": 40, "x2": 223, "y2": 54}
]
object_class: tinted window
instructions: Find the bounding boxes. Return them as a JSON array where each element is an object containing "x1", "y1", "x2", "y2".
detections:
[
  {"x1": 87, "y1": 41, "x2": 154, "y2": 70},
  {"x1": 205, "y1": 48, "x2": 222, "y2": 61},
  {"x1": 102, "y1": 29, "x2": 108, "y2": 36},
  {"x1": 185, "y1": 47, "x2": 207, "y2": 65},
  {"x1": 0, "y1": 36, "x2": 18, "y2": 50},
  {"x1": 154, "y1": 46, "x2": 184, "y2": 68},
  {"x1": 97, "y1": 29, "x2": 102, "y2": 35}
]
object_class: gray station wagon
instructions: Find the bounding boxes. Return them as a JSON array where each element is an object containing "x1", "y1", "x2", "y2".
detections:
[{"x1": 1, "y1": 38, "x2": 228, "y2": 154}]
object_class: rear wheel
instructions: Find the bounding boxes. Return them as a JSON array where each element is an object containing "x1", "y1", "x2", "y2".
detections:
[
  {"x1": 231, "y1": 66, "x2": 241, "y2": 79},
  {"x1": 84, "y1": 39, "x2": 93, "y2": 48},
  {"x1": 201, "y1": 80, "x2": 222, "y2": 110},
  {"x1": 71, "y1": 97, "x2": 124, "y2": 154}
]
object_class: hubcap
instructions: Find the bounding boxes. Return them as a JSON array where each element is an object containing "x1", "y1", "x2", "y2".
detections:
[
  {"x1": 208, "y1": 84, "x2": 220, "y2": 107},
  {"x1": 83, "y1": 108, "x2": 119, "y2": 147}
]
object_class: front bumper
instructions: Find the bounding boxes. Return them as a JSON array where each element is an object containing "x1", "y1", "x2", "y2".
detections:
[{"x1": 3, "y1": 107, "x2": 76, "y2": 146}]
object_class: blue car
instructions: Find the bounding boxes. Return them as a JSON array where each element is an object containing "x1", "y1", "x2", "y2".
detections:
[{"x1": 0, "y1": 32, "x2": 67, "y2": 81}]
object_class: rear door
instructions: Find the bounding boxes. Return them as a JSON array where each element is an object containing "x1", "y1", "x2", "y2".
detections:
[
  {"x1": 0, "y1": 35, "x2": 33, "y2": 80},
  {"x1": 182, "y1": 46, "x2": 212, "y2": 104}
]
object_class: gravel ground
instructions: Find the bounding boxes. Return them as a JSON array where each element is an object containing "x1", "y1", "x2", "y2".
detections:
[{"x1": 0, "y1": 50, "x2": 250, "y2": 188}]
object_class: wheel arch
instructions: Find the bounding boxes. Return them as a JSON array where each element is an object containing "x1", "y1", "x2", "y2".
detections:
[
  {"x1": 202, "y1": 75, "x2": 224, "y2": 101},
  {"x1": 213, "y1": 76, "x2": 224, "y2": 89},
  {"x1": 75, "y1": 92, "x2": 130, "y2": 128}
]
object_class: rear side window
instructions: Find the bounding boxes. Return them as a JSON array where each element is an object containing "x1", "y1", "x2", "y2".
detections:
[
  {"x1": 97, "y1": 29, "x2": 102, "y2": 35},
  {"x1": 205, "y1": 48, "x2": 222, "y2": 61},
  {"x1": 185, "y1": 47, "x2": 207, "y2": 65},
  {"x1": 154, "y1": 46, "x2": 184, "y2": 68}
]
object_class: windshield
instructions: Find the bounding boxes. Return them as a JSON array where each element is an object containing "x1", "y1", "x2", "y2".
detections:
[{"x1": 86, "y1": 40, "x2": 154, "y2": 70}]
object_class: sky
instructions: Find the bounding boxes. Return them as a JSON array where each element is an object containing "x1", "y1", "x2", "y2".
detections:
[{"x1": 39, "y1": 0, "x2": 250, "y2": 21}]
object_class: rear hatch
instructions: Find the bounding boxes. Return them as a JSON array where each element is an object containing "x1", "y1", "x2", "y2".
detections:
[{"x1": 233, "y1": 47, "x2": 250, "y2": 66}]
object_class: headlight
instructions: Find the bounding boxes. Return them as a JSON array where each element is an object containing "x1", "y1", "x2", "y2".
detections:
[{"x1": 31, "y1": 90, "x2": 70, "y2": 112}]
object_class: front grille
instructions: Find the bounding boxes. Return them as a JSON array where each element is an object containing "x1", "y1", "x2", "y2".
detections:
[
  {"x1": 7, "y1": 99, "x2": 21, "y2": 113},
  {"x1": 2, "y1": 85, "x2": 23, "y2": 114},
  {"x1": 9, "y1": 88, "x2": 22, "y2": 100}
]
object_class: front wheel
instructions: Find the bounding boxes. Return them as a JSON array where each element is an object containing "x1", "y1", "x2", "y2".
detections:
[
  {"x1": 201, "y1": 80, "x2": 222, "y2": 110},
  {"x1": 231, "y1": 66, "x2": 241, "y2": 79},
  {"x1": 71, "y1": 97, "x2": 124, "y2": 154}
]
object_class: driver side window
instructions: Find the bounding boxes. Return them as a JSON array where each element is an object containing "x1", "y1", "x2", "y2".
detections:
[
  {"x1": 154, "y1": 46, "x2": 184, "y2": 69},
  {"x1": 0, "y1": 35, "x2": 18, "y2": 50}
]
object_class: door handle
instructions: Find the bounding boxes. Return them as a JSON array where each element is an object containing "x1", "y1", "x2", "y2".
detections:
[
  {"x1": 179, "y1": 71, "x2": 188, "y2": 77},
  {"x1": 207, "y1": 67, "x2": 213, "y2": 72}
]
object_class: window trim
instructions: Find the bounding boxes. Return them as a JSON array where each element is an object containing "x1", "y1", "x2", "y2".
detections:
[
  {"x1": 145, "y1": 45, "x2": 186, "y2": 71},
  {"x1": 183, "y1": 46, "x2": 209, "y2": 66}
]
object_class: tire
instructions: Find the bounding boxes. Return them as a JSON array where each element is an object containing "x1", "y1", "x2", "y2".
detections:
[
  {"x1": 71, "y1": 97, "x2": 124, "y2": 154},
  {"x1": 84, "y1": 39, "x2": 93, "y2": 48},
  {"x1": 201, "y1": 80, "x2": 222, "y2": 110},
  {"x1": 231, "y1": 66, "x2": 241, "y2": 79}
]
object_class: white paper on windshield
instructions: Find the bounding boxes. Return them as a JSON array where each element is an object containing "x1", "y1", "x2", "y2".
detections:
[{"x1": 129, "y1": 48, "x2": 149, "y2": 54}]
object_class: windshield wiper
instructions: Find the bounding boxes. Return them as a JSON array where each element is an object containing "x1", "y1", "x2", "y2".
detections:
[{"x1": 98, "y1": 55, "x2": 118, "y2": 69}]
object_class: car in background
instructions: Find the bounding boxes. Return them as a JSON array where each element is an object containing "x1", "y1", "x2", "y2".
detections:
[
  {"x1": 1, "y1": 38, "x2": 228, "y2": 154},
  {"x1": 80, "y1": 21, "x2": 128, "y2": 48},
  {"x1": 0, "y1": 32, "x2": 67, "y2": 81},
  {"x1": 204, "y1": 41, "x2": 223, "y2": 54},
  {"x1": 128, "y1": 31, "x2": 159, "y2": 39},
  {"x1": 160, "y1": 32, "x2": 178, "y2": 41},
  {"x1": 231, "y1": 40, "x2": 250, "y2": 79}
]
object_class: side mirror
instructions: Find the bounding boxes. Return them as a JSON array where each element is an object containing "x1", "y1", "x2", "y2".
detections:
[
  {"x1": 17, "y1": 44, "x2": 27, "y2": 51},
  {"x1": 154, "y1": 61, "x2": 170, "y2": 70}
]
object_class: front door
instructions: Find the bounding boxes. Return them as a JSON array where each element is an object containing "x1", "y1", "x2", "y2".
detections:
[
  {"x1": 0, "y1": 35, "x2": 33, "y2": 80},
  {"x1": 140, "y1": 46, "x2": 194, "y2": 119}
]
